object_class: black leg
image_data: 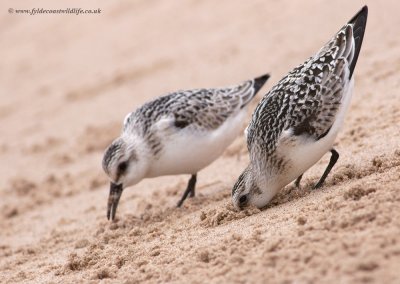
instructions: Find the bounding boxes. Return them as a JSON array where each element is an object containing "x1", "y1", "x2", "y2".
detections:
[
  {"x1": 314, "y1": 149, "x2": 339, "y2": 189},
  {"x1": 189, "y1": 177, "x2": 196, "y2": 197},
  {"x1": 294, "y1": 174, "x2": 303, "y2": 188},
  {"x1": 177, "y1": 174, "x2": 197, "y2": 207}
]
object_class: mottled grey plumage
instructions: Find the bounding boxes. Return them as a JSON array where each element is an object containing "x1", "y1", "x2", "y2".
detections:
[
  {"x1": 125, "y1": 77, "x2": 266, "y2": 132},
  {"x1": 248, "y1": 30, "x2": 357, "y2": 158},
  {"x1": 232, "y1": 6, "x2": 368, "y2": 208},
  {"x1": 121, "y1": 74, "x2": 269, "y2": 158},
  {"x1": 102, "y1": 74, "x2": 270, "y2": 220}
]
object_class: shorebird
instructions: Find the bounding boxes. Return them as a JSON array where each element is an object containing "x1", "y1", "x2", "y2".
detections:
[
  {"x1": 232, "y1": 6, "x2": 368, "y2": 209},
  {"x1": 103, "y1": 74, "x2": 269, "y2": 220}
]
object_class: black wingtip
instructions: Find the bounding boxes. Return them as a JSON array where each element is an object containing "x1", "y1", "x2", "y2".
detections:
[
  {"x1": 348, "y1": 6, "x2": 368, "y2": 79},
  {"x1": 253, "y1": 74, "x2": 270, "y2": 94},
  {"x1": 348, "y1": 5, "x2": 368, "y2": 25}
]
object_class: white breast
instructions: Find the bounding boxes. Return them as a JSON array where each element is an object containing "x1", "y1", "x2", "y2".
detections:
[{"x1": 146, "y1": 109, "x2": 247, "y2": 177}]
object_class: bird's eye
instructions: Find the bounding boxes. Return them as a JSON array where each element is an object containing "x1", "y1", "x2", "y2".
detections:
[
  {"x1": 118, "y1": 161, "x2": 128, "y2": 173},
  {"x1": 239, "y1": 194, "x2": 248, "y2": 205}
]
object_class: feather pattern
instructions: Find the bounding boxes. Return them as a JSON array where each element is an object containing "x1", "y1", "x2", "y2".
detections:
[
  {"x1": 231, "y1": 6, "x2": 368, "y2": 210},
  {"x1": 124, "y1": 75, "x2": 268, "y2": 134},
  {"x1": 122, "y1": 74, "x2": 269, "y2": 157},
  {"x1": 246, "y1": 8, "x2": 367, "y2": 163}
]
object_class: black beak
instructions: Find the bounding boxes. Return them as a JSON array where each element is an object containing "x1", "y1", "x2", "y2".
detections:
[{"x1": 107, "y1": 182, "x2": 123, "y2": 221}]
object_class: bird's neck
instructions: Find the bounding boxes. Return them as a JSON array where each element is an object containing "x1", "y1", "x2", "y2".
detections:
[
  {"x1": 250, "y1": 162, "x2": 283, "y2": 206},
  {"x1": 122, "y1": 133, "x2": 152, "y2": 182}
]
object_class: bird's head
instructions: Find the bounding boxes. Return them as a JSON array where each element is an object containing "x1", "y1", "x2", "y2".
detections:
[
  {"x1": 231, "y1": 166, "x2": 276, "y2": 210},
  {"x1": 102, "y1": 136, "x2": 148, "y2": 220}
]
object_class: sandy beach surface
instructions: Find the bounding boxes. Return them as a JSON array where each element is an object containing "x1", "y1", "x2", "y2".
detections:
[{"x1": 1, "y1": 0, "x2": 400, "y2": 283}]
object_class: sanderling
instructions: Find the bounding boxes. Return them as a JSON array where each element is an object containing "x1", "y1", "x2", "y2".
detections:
[
  {"x1": 232, "y1": 6, "x2": 368, "y2": 209},
  {"x1": 103, "y1": 74, "x2": 269, "y2": 220}
]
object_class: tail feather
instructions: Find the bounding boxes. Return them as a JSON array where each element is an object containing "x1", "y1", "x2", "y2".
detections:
[
  {"x1": 348, "y1": 5, "x2": 368, "y2": 79},
  {"x1": 239, "y1": 74, "x2": 270, "y2": 109},
  {"x1": 253, "y1": 74, "x2": 270, "y2": 94}
]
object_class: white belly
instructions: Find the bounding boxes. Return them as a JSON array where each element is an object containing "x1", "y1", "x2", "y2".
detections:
[
  {"x1": 277, "y1": 79, "x2": 354, "y2": 187},
  {"x1": 146, "y1": 109, "x2": 247, "y2": 177},
  {"x1": 280, "y1": 128, "x2": 337, "y2": 185}
]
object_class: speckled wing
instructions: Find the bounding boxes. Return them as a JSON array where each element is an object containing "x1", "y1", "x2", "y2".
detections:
[
  {"x1": 124, "y1": 74, "x2": 269, "y2": 135},
  {"x1": 246, "y1": 7, "x2": 367, "y2": 158}
]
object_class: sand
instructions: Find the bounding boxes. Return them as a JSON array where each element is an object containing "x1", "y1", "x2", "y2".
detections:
[{"x1": 1, "y1": 0, "x2": 400, "y2": 283}]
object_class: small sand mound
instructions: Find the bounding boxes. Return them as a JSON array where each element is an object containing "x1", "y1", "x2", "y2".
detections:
[
  {"x1": 200, "y1": 202, "x2": 260, "y2": 227},
  {"x1": 343, "y1": 186, "x2": 376, "y2": 201}
]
